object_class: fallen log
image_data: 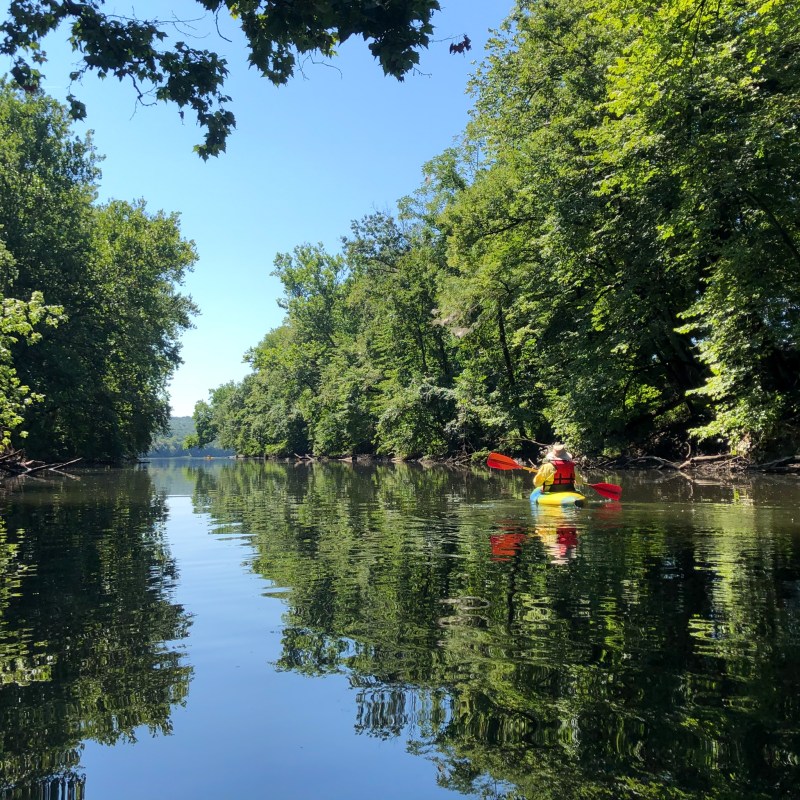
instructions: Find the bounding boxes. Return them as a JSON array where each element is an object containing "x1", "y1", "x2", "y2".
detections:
[
  {"x1": 756, "y1": 455, "x2": 800, "y2": 471},
  {"x1": 678, "y1": 454, "x2": 737, "y2": 470},
  {"x1": 0, "y1": 448, "x2": 26, "y2": 464},
  {"x1": 586, "y1": 452, "x2": 752, "y2": 474},
  {"x1": 0, "y1": 451, "x2": 82, "y2": 477},
  {"x1": 642, "y1": 456, "x2": 683, "y2": 470},
  {"x1": 610, "y1": 455, "x2": 684, "y2": 470},
  {"x1": 23, "y1": 457, "x2": 82, "y2": 476}
]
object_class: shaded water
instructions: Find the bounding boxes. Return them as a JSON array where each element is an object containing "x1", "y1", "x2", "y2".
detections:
[{"x1": 1, "y1": 461, "x2": 798, "y2": 799}]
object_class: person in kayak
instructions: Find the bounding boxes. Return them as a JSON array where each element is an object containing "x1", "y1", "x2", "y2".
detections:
[{"x1": 533, "y1": 443, "x2": 582, "y2": 493}]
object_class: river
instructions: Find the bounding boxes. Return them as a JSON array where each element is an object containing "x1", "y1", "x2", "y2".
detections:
[{"x1": 1, "y1": 460, "x2": 798, "y2": 799}]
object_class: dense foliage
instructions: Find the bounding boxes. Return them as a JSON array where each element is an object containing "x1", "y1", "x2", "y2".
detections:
[
  {"x1": 1, "y1": 0, "x2": 441, "y2": 158},
  {"x1": 0, "y1": 82, "x2": 197, "y2": 461},
  {"x1": 195, "y1": 0, "x2": 800, "y2": 460}
]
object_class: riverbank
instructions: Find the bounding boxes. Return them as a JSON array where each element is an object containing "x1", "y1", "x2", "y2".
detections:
[
  {"x1": 240, "y1": 450, "x2": 800, "y2": 477},
  {"x1": 5, "y1": 447, "x2": 799, "y2": 480},
  {"x1": 585, "y1": 453, "x2": 800, "y2": 475}
]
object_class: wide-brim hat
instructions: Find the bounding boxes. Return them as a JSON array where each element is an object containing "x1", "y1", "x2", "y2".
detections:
[{"x1": 547, "y1": 442, "x2": 573, "y2": 461}]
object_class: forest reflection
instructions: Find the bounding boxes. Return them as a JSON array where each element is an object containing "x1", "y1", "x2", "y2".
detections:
[
  {"x1": 0, "y1": 470, "x2": 192, "y2": 797},
  {"x1": 1, "y1": 459, "x2": 797, "y2": 798},
  {"x1": 178, "y1": 460, "x2": 799, "y2": 800}
]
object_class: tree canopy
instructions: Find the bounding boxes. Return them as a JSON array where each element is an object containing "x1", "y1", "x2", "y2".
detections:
[
  {"x1": 193, "y1": 0, "x2": 800, "y2": 461},
  {"x1": 1, "y1": 0, "x2": 441, "y2": 157}
]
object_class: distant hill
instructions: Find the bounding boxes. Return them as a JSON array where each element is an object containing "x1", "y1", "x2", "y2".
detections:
[{"x1": 146, "y1": 416, "x2": 233, "y2": 458}]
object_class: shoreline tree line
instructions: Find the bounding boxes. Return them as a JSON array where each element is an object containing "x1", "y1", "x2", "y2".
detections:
[
  {"x1": 1, "y1": 0, "x2": 798, "y2": 464},
  {"x1": 190, "y1": 0, "x2": 800, "y2": 462}
]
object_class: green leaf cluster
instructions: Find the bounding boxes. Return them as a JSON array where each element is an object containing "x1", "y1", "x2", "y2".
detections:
[
  {"x1": 0, "y1": 288, "x2": 63, "y2": 447},
  {"x1": 2, "y1": 0, "x2": 440, "y2": 158}
]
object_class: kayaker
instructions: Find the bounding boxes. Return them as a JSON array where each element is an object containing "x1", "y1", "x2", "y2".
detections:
[{"x1": 533, "y1": 443, "x2": 582, "y2": 493}]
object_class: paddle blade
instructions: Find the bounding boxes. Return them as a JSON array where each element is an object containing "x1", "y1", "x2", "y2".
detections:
[
  {"x1": 487, "y1": 452, "x2": 524, "y2": 470},
  {"x1": 587, "y1": 482, "x2": 622, "y2": 501}
]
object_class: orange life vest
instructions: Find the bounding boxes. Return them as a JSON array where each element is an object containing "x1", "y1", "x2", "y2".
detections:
[{"x1": 546, "y1": 459, "x2": 575, "y2": 492}]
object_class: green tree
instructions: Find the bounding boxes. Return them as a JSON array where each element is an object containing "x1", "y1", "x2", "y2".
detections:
[
  {"x1": 344, "y1": 211, "x2": 458, "y2": 457},
  {"x1": 0, "y1": 83, "x2": 197, "y2": 460},
  {"x1": 439, "y1": 0, "x2": 643, "y2": 453},
  {"x1": 439, "y1": 0, "x2": 799, "y2": 457}
]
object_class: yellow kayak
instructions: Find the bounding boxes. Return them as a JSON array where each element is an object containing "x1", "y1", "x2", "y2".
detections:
[{"x1": 530, "y1": 487, "x2": 585, "y2": 507}]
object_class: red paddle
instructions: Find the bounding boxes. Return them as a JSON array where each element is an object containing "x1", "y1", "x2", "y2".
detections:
[
  {"x1": 487, "y1": 452, "x2": 622, "y2": 501},
  {"x1": 487, "y1": 452, "x2": 536, "y2": 472}
]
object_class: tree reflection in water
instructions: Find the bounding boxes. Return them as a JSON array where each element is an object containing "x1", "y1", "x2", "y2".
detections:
[
  {"x1": 0, "y1": 470, "x2": 192, "y2": 796},
  {"x1": 186, "y1": 460, "x2": 800, "y2": 800}
]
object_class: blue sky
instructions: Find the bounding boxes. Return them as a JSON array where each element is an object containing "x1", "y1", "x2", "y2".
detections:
[{"x1": 8, "y1": 1, "x2": 511, "y2": 416}]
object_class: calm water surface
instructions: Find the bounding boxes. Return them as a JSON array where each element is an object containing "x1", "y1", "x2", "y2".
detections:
[{"x1": 1, "y1": 460, "x2": 799, "y2": 799}]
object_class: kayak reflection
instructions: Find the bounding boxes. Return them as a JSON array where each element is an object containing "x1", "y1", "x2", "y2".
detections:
[
  {"x1": 531, "y1": 504, "x2": 580, "y2": 565},
  {"x1": 489, "y1": 510, "x2": 580, "y2": 566}
]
